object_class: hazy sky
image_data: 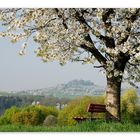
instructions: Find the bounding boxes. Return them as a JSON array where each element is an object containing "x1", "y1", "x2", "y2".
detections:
[{"x1": 0, "y1": 34, "x2": 106, "y2": 92}]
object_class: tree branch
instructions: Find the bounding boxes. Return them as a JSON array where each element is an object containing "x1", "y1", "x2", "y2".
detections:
[
  {"x1": 94, "y1": 65, "x2": 104, "y2": 68},
  {"x1": 80, "y1": 44, "x2": 107, "y2": 66},
  {"x1": 75, "y1": 9, "x2": 116, "y2": 49},
  {"x1": 101, "y1": 9, "x2": 116, "y2": 48}
]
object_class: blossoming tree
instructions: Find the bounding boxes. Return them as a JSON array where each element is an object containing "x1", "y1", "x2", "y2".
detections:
[{"x1": 0, "y1": 8, "x2": 140, "y2": 121}]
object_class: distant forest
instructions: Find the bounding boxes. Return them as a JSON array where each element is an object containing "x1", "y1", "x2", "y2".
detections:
[{"x1": 0, "y1": 95, "x2": 70, "y2": 115}]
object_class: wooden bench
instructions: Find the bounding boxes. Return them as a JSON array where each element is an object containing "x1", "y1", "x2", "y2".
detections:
[{"x1": 73, "y1": 103, "x2": 106, "y2": 122}]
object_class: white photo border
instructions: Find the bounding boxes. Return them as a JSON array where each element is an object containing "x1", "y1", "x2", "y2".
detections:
[{"x1": 0, "y1": 0, "x2": 140, "y2": 140}]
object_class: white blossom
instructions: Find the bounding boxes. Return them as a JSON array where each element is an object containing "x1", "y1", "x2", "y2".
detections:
[{"x1": 0, "y1": 8, "x2": 140, "y2": 82}]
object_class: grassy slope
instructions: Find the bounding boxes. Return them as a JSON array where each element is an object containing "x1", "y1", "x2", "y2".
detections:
[{"x1": 0, "y1": 121, "x2": 140, "y2": 132}]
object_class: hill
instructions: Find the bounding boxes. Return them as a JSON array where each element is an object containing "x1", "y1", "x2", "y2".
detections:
[
  {"x1": 2, "y1": 80, "x2": 140, "y2": 99},
  {"x1": 10, "y1": 80, "x2": 105, "y2": 98}
]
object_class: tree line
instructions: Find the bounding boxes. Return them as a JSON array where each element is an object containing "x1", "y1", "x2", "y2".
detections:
[{"x1": 0, "y1": 95, "x2": 70, "y2": 115}]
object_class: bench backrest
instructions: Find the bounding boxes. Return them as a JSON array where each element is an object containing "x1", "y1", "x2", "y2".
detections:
[{"x1": 87, "y1": 103, "x2": 106, "y2": 113}]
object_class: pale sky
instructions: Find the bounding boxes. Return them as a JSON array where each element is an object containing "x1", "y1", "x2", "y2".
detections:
[{"x1": 0, "y1": 36, "x2": 106, "y2": 92}]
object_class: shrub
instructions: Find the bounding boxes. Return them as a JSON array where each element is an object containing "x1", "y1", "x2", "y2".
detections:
[
  {"x1": 133, "y1": 105, "x2": 140, "y2": 124},
  {"x1": 11, "y1": 110, "x2": 45, "y2": 126},
  {"x1": 0, "y1": 106, "x2": 20, "y2": 125},
  {"x1": 43, "y1": 115, "x2": 57, "y2": 127},
  {"x1": 11, "y1": 111, "x2": 25, "y2": 125},
  {"x1": 35, "y1": 105, "x2": 58, "y2": 117},
  {"x1": 22, "y1": 105, "x2": 48, "y2": 125},
  {"x1": 121, "y1": 89, "x2": 138, "y2": 121},
  {"x1": 0, "y1": 116, "x2": 9, "y2": 125},
  {"x1": 0, "y1": 105, "x2": 59, "y2": 126}
]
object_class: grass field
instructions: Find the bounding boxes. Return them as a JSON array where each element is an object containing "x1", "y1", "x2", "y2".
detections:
[{"x1": 0, "y1": 120, "x2": 140, "y2": 132}]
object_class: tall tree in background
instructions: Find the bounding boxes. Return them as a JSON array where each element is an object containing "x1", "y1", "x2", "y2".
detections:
[{"x1": 0, "y1": 8, "x2": 140, "y2": 121}]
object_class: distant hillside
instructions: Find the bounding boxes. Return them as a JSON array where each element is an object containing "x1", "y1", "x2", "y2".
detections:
[
  {"x1": 10, "y1": 80, "x2": 105, "y2": 98},
  {"x1": 2, "y1": 80, "x2": 140, "y2": 99}
]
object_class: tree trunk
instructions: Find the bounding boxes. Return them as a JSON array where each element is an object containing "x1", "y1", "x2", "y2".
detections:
[{"x1": 106, "y1": 76, "x2": 122, "y2": 122}]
